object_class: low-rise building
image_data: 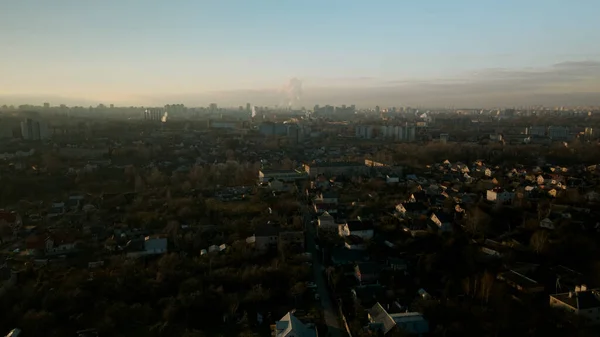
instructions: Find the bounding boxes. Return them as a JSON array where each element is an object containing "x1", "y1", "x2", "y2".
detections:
[
  {"x1": 368, "y1": 302, "x2": 429, "y2": 336},
  {"x1": 486, "y1": 188, "x2": 515, "y2": 203},
  {"x1": 272, "y1": 312, "x2": 317, "y2": 337},
  {"x1": 317, "y1": 211, "x2": 336, "y2": 230},
  {"x1": 304, "y1": 161, "x2": 367, "y2": 178},
  {"x1": 339, "y1": 219, "x2": 374, "y2": 240},
  {"x1": 549, "y1": 287, "x2": 600, "y2": 324},
  {"x1": 258, "y1": 169, "x2": 307, "y2": 183}
]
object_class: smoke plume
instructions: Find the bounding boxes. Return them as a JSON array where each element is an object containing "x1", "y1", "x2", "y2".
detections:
[{"x1": 282, "y1": 78, "x2": 302, "y2": 108}]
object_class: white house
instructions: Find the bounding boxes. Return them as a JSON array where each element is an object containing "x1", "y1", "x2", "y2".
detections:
[
  {"x1": 486, "y1": 188, "x2": 514, "y2": 203},
  {"x1": 273, "y1": 312, "x2": 317, "y2": 337},
  {"x1": 338, "y1": 219, "x2": 374, "y2": 240},
  {"x1": 550, "y1": 287, "x2": 600, "y2": 325}
]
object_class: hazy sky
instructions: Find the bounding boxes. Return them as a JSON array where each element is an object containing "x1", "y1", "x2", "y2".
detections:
[{"x1": 1, "y1": 0, "x2": 600, "y2": 107}]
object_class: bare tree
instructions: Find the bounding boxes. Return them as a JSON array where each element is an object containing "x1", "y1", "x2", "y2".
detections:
[{"x1": 530, "y1": 230, "x2": 549, "y2": 254}]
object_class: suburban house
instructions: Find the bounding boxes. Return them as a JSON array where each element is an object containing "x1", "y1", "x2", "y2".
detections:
[
  {"x1": 498, "y1": 270, "x2": 545, "y2": 294},
  {"x1": 314, "y1": 191, "x2": 339, "y2": 204},
  {"x1": 351, "y1": 284, "x2": 387, "y2": 308},
  {"x1": 486, "y1": 188, "x2": 515, "y2": 203},
  {"x1": 386, "y1": 174, "x2": 400, "y2": 184},
  {"x1": 251, "y1": 225, "x2": 280, "y2": 251},
  {"x1": 268, "y1": 179, "x2": 293, "y2": 192},
  {"x1": 368, "y1": 302, "x2": 429, "y2": 336},
  {"x1": 272, "y1": 312, "x2": 317, "y2": 337},
  {"x1": 355, "y1": 262, "x2": 383, "y2": 284},
  {"x1": 45, "y1": 233, "x2": 77, "y2": 254},
  {"x1": 549, "y1": 287, "x2": 600, "y2": 324},
  {"x1": 429, "y1": 212, "x2": 453, "y2": 232},
  {"x1": 344, "y1": 235, "x2": 367, "y2": 250},
  {"x1": 143, "y1": 236, "x2": 168, "y2": 255},
  {"x1": 317, "y1": 212, "x2": 336, "y2": 231},
  {"x1": 121, "y1": 235, "x2": 168, "y2": 258},
  {"x1": 313, "y1": 202, "x2": 338, "y2": 215},
  {"x1": 249, "y1": 225, "x2": 305, "y2": 251},
  {"x1": 339, "y1": 219, "x2": 374, "y2": 240},
  {"x1": 66, "y1": 195, "x2": 85, "y2": 211},
  {"x1": 48, "y1": 202, "x2": 66, "y2": 217},
  {"x1": 258, "y1": 169, "x2": 307, "y2": 183},
  {"x1": 395, "y1": 203, "x2": 429, "y2": 218},
  {"x1": 303, "y1": 161, "x2": 367, "y2": 178},
  {"x1": 26, "y1": 232, "x2": 77, "y2": 256}
]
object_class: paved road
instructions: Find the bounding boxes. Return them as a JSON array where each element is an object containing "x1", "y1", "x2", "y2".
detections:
[{"x1": 303, "y1": 206, "x2": 344, "y2": 337}]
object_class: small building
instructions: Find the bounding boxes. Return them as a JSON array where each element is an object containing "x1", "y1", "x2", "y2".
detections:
[
  {"x1": 486, "y1": 188, "x2": 514, "y2": 203},
  {"x1": 355, "y1": 262, "x2": 383, "y2": 284},
  {"x1": 258, "y1": 169, "x2": 306, "y2": 183},
  {"x1": 272, "y1": 312, "x2": 317, "y2": 337},
  {"x1": 144, "y1": 236, "x2": 167, "y2": 255},
  {"x1": 549, "y1": 287, "x2": 600, "y2": 325},
  {"x1": 339, "y1": 219, "x2": 374, "y2": 240},
  {"x1": 317, "y1": 211, "x2": 336, "y2": 230},
  {"x1": 368, "y1": 302, "x2": 429, "y2": 336}
]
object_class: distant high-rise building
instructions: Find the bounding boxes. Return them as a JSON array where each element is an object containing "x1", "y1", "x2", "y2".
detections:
[
  {"x1": 20, "y1": 119, "x2": 49, "y2": 140},
  {"x1": 43, "y1": 102, "x2": 50, "y2": 109},
  {"x1": 209, "y1": 103, "x2": 218, "y2": 113},
  {"x1": 144, "y1": 108, "x2": 164, "y2": 121},
  {"x1": 246, "y1": 103, "x2": 251, "y2": 112}
]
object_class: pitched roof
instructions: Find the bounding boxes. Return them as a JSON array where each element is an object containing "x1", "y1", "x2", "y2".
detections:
[
  {"x1": 369, "y1": 302, "x2": 396, "y2": 335},
  {"x1": 346, "y1": 220, "x2": 374, "y2": 231},
  {"x1": 551, "y1": 289, "x2": 600, "y2": 310},
  {"x1": 275, "y1": 312, "x2": 315, "y2": 337}
]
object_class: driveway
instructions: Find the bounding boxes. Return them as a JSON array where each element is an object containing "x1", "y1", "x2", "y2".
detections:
[{"x1": 303, "y1": 206, "x2": 345, "y2": 337}]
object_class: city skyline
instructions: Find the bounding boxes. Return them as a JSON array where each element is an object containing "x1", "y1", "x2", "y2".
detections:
[{"x1": 1, "y1": 0, "x2": 600, "y2": 107}]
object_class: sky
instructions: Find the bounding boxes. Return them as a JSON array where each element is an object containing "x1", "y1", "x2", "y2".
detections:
[{"x1": 1, "y1": 0, "x2": 600, "y2": 107}]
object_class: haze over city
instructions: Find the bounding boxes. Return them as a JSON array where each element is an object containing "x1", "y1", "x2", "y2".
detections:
[{"x1": 2, "y1": 0, "x2": 600, "y2": 107}]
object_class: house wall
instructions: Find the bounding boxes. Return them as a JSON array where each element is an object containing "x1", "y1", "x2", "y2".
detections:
[
  {"x1": 318, "y1": 217, "x2": 336, "y2": 229},
  {"x1": 550, "y1": 296, "x2": 600, "y2": 324},
  {"x1": 339, "y1": 225, "x2": 374, "y2": 240},
  {"x1": 394, "y1": 318, "x2": 429, "y2": 335}
]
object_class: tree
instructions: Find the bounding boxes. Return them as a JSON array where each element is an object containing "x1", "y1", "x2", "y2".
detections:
[
  {"x1": 479, "y1": 271, "x2": 495, "y2": 304},
  {"x1": 530, "y1": 230, "x2": 549, "y2": 254},
  {"x1": 465, "y1": 207, "x2": 490, "y2": 237},
  {"x1": 290, "y1": 282, "x2": 307, "y2": 305},
  {"x1": 0, "y1": 220, "x2": 12, "y2": 243}
]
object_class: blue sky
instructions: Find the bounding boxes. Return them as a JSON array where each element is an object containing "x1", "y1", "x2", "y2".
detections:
[{"x1": 1, "y1": 0, "x2": 599, "y2": 107}]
